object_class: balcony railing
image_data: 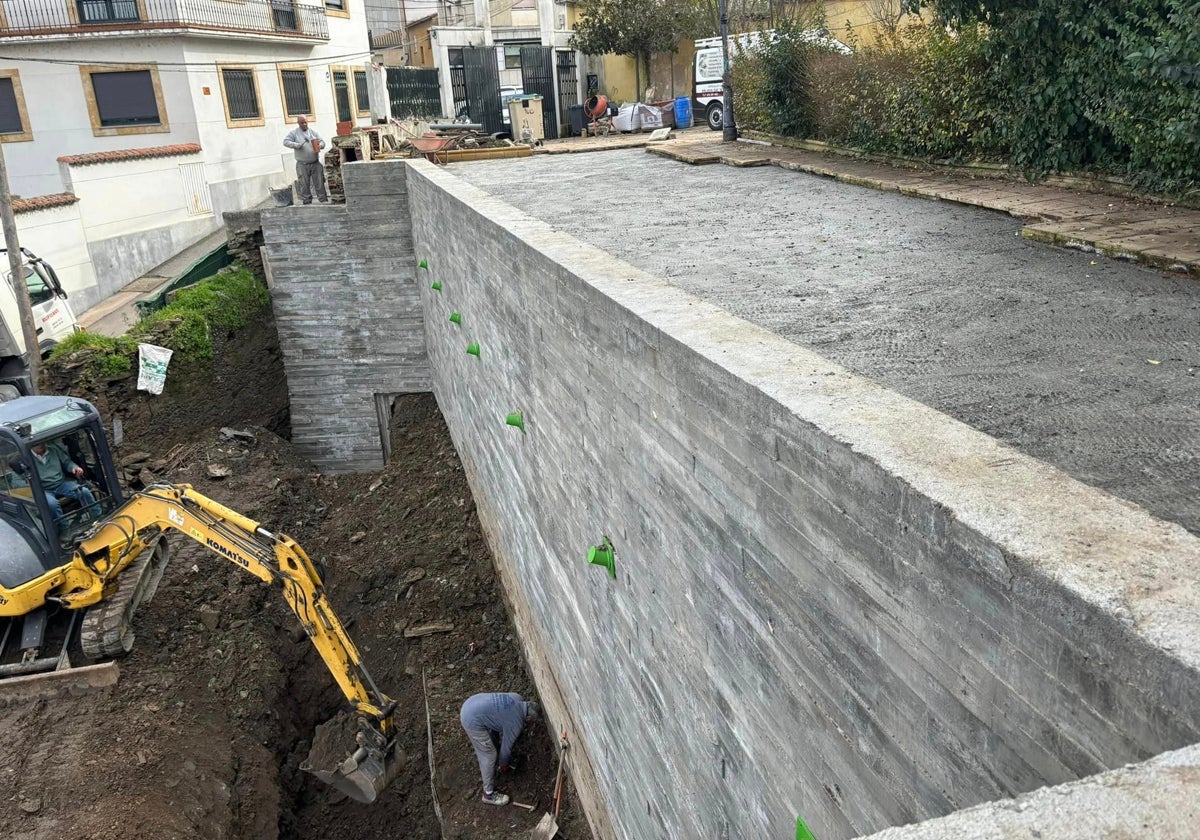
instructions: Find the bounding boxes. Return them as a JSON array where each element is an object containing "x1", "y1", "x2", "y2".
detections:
[{"x1": 0, "y1": 0, "x2": 330, "y2": 39}]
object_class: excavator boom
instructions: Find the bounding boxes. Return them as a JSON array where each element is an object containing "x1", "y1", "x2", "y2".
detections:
[{"x1": 69, "y1": 484, "x2": 401, "y2": 802}]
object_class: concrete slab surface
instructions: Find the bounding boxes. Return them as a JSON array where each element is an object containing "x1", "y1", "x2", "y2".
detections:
[{"x1": 453, "y1": 149, "x2": 1200, "y2": 537}]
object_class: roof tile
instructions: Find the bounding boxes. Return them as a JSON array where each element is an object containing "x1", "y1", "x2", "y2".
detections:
[
  {"x1": 13, "y1": 193, "x2": 80, "y2": 215},
  {"x1": 57, "y1": 143, "x2": 202, "y2": 167}
]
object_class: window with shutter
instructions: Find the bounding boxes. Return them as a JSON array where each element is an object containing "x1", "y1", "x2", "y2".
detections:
[
  {"x1": 0, "y1": 78, "x2": 24, "y2": 135},
  {"x1": 92, "y1": 70, "x2": 159, "y2": 127}
]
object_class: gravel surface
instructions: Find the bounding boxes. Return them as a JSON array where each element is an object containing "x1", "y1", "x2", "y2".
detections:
[{"x1": 455, "y1": 149, "x2": 1200, "y2": 536}]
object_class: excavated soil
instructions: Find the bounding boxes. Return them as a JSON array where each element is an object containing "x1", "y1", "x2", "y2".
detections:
[{"x1": 4, "y1": 334, "x2": 590, "y2": 839}]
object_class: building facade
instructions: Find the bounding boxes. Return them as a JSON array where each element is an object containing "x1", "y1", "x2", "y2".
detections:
[{"x1": 1, "y1": 0, "x2": 373, "y2": 313}]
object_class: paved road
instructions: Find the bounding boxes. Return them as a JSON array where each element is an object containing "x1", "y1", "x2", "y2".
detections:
[{"x1": 455, "y1": 150, "x2": 1200, "y2": 536}]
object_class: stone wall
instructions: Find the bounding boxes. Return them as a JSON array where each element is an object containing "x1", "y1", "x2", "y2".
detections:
[
  {"x1": 261, "y1": 162, "x2": 431, "y2": 472},
  {"x1": 262, "y1": 158, "x2": 1200, "y2": 839}
]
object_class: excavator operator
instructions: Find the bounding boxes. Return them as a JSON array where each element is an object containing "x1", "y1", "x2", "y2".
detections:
[{"x1": 29, "y1": 439, "x2": 100, "y2": 532}]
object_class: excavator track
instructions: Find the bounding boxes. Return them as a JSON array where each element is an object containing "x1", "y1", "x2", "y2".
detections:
[{"x1": 80, "y1": 538, "x2": 171, "y2": 660}]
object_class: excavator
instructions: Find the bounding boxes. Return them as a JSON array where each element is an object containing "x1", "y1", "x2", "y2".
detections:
[{"x1": 0, "y1": 394, "x2": 401, "y2": 803}]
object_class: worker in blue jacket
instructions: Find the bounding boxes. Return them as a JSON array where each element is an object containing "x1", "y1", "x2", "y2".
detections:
[{"x1": 460, "y1": 691, "x2": 540, "y2": 805}]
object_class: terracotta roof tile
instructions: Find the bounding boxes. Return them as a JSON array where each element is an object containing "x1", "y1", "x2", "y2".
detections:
[
  {"x1": 57, "y1": 143, "x2": 202, "y2": 167},
  {"x1": 13, "y1": 193, "x2": 80, "y2": 215}
]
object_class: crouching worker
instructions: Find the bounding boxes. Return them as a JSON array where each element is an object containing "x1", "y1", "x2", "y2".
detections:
[{"x1": 459, "y1": 692, "x2": 539, "y2": 806}]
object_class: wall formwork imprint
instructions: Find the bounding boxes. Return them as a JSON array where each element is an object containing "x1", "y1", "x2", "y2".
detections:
[{"x1": 264, "y1": 160, "x2": 1200, "y2": 840}]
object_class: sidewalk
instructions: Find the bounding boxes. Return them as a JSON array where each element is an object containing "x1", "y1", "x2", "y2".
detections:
[
  {"x1": 78, "y1": 228, "x2": 229, "y2": 338},
  {"x1": 648, "y1": 133, "x2": 1200, "y2": 277}
]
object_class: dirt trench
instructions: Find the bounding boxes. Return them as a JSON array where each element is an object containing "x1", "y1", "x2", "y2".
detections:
[{"x1": 3, "y1": 309, "x2": 592, "y2": 840}]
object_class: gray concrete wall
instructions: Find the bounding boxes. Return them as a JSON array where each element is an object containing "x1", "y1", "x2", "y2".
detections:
[
  {"x1": 403, "y1": 160, "x2": 1200, "y2": 840},
  {"x1": 261, "y1": 161, "x2": 431, "y2": 472},
  {"x1": 261, "y1": 158, "x2": 1200, "y2": 840}
]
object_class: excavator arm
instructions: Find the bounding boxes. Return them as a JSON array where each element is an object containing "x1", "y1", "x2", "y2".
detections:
[{"x1": 64, "y1": 483, "x2": 401, "y2": 802}]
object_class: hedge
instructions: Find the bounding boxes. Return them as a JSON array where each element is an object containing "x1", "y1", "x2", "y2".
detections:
[{"x1": 733, "y1": 1, "x2": 1200, "y2": 196}]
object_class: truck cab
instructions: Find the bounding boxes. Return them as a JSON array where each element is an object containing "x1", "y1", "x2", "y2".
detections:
[
  {"x1": 0, "y1": 250, "x2": 78, "y2": 359},
  {"x1": 0, "y1": 397, "x2": 123, "y2": 584}
]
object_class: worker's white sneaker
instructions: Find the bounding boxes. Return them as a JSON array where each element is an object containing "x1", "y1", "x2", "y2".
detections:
[{"x1": 482, "y1": 791, "x2": 510, "y2": 806}]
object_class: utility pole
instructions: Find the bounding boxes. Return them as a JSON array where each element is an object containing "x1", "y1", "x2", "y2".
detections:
[
  {"x1": 0, "y1": 142, "x2": 39, "y2": 393},
  {"x1": 398, "y1": 0, "x2": 409, "y2": 64},
  {"x1": 719, "y1": 0, "x2": 738, "y2": 142}
]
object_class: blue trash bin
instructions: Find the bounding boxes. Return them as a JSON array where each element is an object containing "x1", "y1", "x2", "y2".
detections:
[{"x1": 674, "y1": 96, "x2": 694, "y2": 129}]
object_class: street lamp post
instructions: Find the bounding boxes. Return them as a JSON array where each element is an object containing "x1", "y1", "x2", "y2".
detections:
[{"x1": 719, "y1": 0, "x2": 738, "y2": 142}]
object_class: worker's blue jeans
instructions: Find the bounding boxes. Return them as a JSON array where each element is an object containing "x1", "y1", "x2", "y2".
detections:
[{"x1": 45, "y1": 481, "x2": 100, "y2": 530}]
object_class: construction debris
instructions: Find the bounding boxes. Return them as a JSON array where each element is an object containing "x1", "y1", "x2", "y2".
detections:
[{"x1": 403, "y1": 622, "x2": 455, "y2": 638}]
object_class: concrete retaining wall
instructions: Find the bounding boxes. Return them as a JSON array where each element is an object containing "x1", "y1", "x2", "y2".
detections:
[
  {"x1": 264, "y1": 158, "x2": 1200, "y2": 839},
  {"x1": 261, "y1": 163, "x2": 431, "y2": 472}
]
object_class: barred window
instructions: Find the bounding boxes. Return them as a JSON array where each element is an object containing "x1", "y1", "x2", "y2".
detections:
[
  {"x1": 281, "y1": 68, "x2": 311, "y2": 117},
  {"x1": 353, "y1": 70, "x2": 369, "y2": 114},
  {"x1": 221, "y1": 68, "x2": 260, "y2": 122}
]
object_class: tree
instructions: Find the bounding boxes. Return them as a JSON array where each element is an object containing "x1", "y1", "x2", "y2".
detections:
[
  {"x1": 570, "y1": 0, "x2": 703, "y2": 97},
  {"x1": 864, "y1": 0, "x2": 907, "y2": 33}
]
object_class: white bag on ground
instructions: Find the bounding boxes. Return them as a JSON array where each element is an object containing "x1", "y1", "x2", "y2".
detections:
[
  {"x1": 137, "y1": 343, "x2": 174, "y2": 395},
  {"x1": 635, "y1": 103, "x2": 663, "y2": 131},
  {"x1": 613, "y1": 103, "x2": 639, "y2": 133}
]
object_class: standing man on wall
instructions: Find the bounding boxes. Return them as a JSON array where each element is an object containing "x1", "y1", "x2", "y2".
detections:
[
  {"x1": 459, "y1": 692, "x2": 540, "y2": 806},
  {"x1": 282, "y1": 115, "x2": 328, "y2": 205}
]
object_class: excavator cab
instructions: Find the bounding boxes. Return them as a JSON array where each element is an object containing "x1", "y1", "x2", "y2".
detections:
[{"x1": 0, "y1": 396, "x2": 122, "y2": 566}]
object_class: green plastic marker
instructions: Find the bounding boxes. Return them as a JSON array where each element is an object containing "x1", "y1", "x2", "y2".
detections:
[
  {"x1": 431, "y1": 280, "x2": 442, "y2": 292},
  {"x1": 505, "y1": 410, "x2": 525, "y2": 433},
  {"x1": 587, "y1": 537, "x2": 616, "y2": 579},
  {"x1": 418, "y1": 259, "x2": 429, "y2": 269},
  {"x1": 449, "y1": 313, "x2": 462, "y2": 325},
  {"x1": 466, "y1": 343, "x2": 481, "y2": 358},
  {"x1": 796, "y1": 816, "x2": 817, "y2": 840}
]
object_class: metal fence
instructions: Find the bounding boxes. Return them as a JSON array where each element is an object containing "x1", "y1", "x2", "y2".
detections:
[
  {"x1": 0, "y1": 0, "x2": 329, "y2": 39},
  {"x1": 385, "y1": 67, "x2": 441, "y2": 120}
]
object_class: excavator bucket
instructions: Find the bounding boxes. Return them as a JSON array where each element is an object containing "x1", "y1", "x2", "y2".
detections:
[
  {"x1": 301, "y1": 711, "x2": 404, "y2": 803},
  {"x1": 304, "y1": 743, "x2": 404, "y2": 803}
]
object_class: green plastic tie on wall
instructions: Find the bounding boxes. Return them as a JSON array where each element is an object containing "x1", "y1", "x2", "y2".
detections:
[
  {"x1": 506, "y1": 410, "x2": 525, "y2": 433},
  {"x1": 796, "y1": 816, "x2": 817, "y2": 840},
  {"x1": 588, "y1": 537, "x2": 615, "y2": 579},
  {"x1": 449, "y1": 312, "x2": 462, "y2": 325},
  {"x1": 466, "y1": 343, "x2": 480, "y2": 357},
  {"x1": 431, "y1": 280, "x2": 442, "y2": 292},
  {"x1": 418, "y1": 259, "x2": 429, "y2": 269}
]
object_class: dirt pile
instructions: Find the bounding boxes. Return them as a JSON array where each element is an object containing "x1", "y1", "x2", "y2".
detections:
[
  {"x1": 42, "y1": 308, "x2": 290, "y2": 453},
  {"x1": 0, "y1": 395, "x2": 591, "y2": 840}
]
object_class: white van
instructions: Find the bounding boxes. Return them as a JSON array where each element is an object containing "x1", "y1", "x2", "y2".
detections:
[
  {"x1": 693, "y1": 29, "x2": 852, "y2": 131},
  {"x1": 0, "y1": 250, "x2": 78, "y2": 358}
]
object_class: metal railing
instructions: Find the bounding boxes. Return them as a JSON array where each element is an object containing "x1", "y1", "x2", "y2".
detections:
[{"x1": 0, "y1": 0, "x2": 330, "y2": 39}]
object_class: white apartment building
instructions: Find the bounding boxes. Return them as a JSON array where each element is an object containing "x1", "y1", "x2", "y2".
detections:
[{"x1": 1, "y1": 0, "x2": 374, "y2": 313}]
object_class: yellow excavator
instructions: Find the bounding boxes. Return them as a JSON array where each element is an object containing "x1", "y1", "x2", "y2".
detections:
[{"x1": 0, "y1": 395, "x2": 401, "y2": 803}]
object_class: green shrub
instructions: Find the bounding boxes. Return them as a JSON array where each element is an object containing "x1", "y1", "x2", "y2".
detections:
[
  {"x1": 812, "y1": 22, "x2": 1006, "y2": 162},
  {"x1": 750, "y1": 0, "x2": 1199, "y2": 195},
  {"x1": 48, "y1": 264, "x2": 269, "y2": 380}
]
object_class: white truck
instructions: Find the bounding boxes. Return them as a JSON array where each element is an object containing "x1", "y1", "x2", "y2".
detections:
[
  {"x1": 693, "y1": 29, "x2": 852, "y2": 131},
  {"x1": 0, "y1": 249, "x2": 79, "y2": 400}
]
